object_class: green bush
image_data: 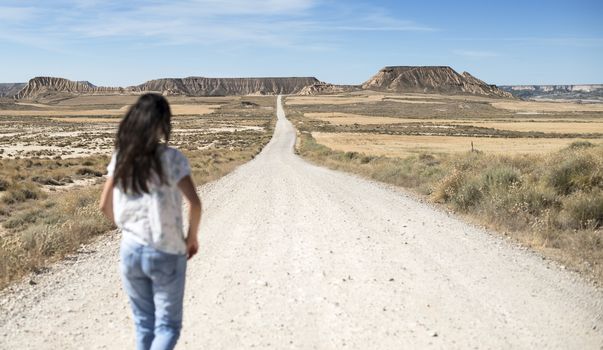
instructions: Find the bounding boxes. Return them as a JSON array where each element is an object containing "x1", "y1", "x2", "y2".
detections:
[
  {"x1": 450, "y1": 177, "x2": 483, "y2": 210},
  {"x1": 561, "y1": 190, "x2": 603, "y2": 229},
  {"x1": 517, "y1": 185, "x2": 558, "y2": 216},
  {"x1": 482, "y1": 165, "x2": 521, "y2": 190},
  {"x1": 567, "y1": 140, "x2": 594, "y2": 149},
  {"x1": 344, "y1": 151, "x2": 359, "y2": 160},
  {"x1": 2, "y1": 183, "x2": 42, "y2": 205},
  {"x1": 548, "y1": 155, "x2": 598, "y2": 194},
  {"x1": 3, "y1": 209, "x2": 44, "y2": 231}
]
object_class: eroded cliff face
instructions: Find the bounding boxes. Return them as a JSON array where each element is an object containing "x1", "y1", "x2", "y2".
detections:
[
  {"x1": 0, "y1": 83, "x2": 26, "y2": 98},
  {"x1": 362, "y1": 66, "x2": 512, "y2": 98},
  {"x1": 134, "y1": 77, "x2": 320, "y2": 96},
  {"x1": 14, "y1": 76, "x2": 320, "y2": 99},
  {"x1": 15, "y1": 77, "x2": 125, "y2": 99}
]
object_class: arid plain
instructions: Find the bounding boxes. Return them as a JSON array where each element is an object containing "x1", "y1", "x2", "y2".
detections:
[
  {"x1": 286, "y1": 92, "x2": 603, "y2": 283},
  {"x1": 0, "y1": 95, "x2": 276, "y2": 288},
  {"x1": 1, "y1": 95, "x2": 601, "y2": 349},
  {"x1": 287, "y1": 91, "x2": 603, "y2": 156},
  {"x1": 2, "y1": 90, "x2": 602, "y2": 288}
]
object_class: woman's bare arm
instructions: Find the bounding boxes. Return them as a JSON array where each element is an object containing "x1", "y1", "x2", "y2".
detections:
[
  {"x1": 178, "y1": 175, "x2": 202, "y2": 259},
  {"x1": 99, "y1": 177, "x2": 114, "y2": 224}
]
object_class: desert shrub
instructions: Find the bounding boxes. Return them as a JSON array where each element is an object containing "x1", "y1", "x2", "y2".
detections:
[
  {"x1": 3, "y1": 208, "x2": 44, "y2": 231},
  {"x1": 344, "y1": 151, "x2": 360, "y2": 160},
  {"x1": 559, "y1": 190, "x2": 603, "y2": 229},
  {"x1": 567, "y1": 140, "x2": 594, "y2": 149},
  {"x1": 360, "y1": 155, "x2": 373, "y2": 164},
  {"x1": 449, "y1": 177, "x2": 483, "y2": 210},
  {"x1": 2, "y1": 183, "x2": 43, "y2": 204},
  {"x1": 0, "y1": 178, "x2": 9, "y2": 191},
  {"x1": 547, "y1": 155, "x2": 599, "y2": 194},
  {"x1": 418, "y1": 153, "x2": 440, "y2": 166},
  {"x1": 482, "y1": 165, "x2": 521, "y2": 190},
  {"x1": 516, "y1": 184, "x2": 559, "y2": 216},
  {"x1": 76, "y1": 167, "x2": 103, "y2": 177},
  {"x1": 431, "y1": 169, "x2": 464, "y2": 203}
]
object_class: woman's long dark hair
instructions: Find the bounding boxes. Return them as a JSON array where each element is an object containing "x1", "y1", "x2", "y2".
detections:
[{"x1": 113, "y1": 93, "x2": 171, "y2": 195}]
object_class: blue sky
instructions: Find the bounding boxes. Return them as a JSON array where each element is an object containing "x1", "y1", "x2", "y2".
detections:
[{"x1": 0, "y1": 0, "x2": 601, "y2": 86}]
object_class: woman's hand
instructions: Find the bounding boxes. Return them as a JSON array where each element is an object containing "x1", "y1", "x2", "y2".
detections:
[
  {"x1": 178, "y1": 175, "x2": 202, "y2": 260},
  {"x1": 99, "y1": 177, "x2": 115, "y2": 224},
  {"x1": 186, "y1": 235, "x2": 199, "y2": 260}
]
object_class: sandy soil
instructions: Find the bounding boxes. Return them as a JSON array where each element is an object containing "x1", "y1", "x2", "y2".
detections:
[
  {"x1": 286, "y1": 95, "x2": 384, "y2": 105},
  {"x1": 0, "y1": 104, "x2": 219, "y2": 116},
  {"x1": 383, "y1": 99, "x2": 445, "y2": 104},
  {"x1": 492, "y1": 100, "x2": 603, "y2": 112},
  {"x1": 305, "y1": 112, "x2": 603, "y2": 133},
  {"x1": 0, "y1": 96, "x2": 601, "y2": 349},
  {"x1": 312, "y1": 132, "x2": 602, "y2": 156}
]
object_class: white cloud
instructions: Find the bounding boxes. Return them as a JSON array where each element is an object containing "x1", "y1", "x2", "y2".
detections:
[
  {"x1": 0, "y1": 0, "x2": 434, "y2": 51},
  {"x1": 453, "y1": 50, "x2": 499, "y2": 58},
  {"x1": 451, "y1": 37, "x2": 603, "y2": 48}
]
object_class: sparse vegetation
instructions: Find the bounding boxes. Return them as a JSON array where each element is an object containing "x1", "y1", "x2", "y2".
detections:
[
  {"x1": 296, "y1": 132, "x2": 603, "y2": 281},
  {"x1": 0, "y1": 95, "x2": 276, "y2": 289},
  {"x1": 289, "y1": 91, "x2": 603, "y2": 283}
]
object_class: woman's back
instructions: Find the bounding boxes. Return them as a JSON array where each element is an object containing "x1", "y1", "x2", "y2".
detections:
[{"x1": 107, "y1": 144, "x2": 191, "y2": 254}]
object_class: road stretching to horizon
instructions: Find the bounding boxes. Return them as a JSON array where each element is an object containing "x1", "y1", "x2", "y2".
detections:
[{"x1": 0, "y1": 95, "x2": 602, "y2": 349}]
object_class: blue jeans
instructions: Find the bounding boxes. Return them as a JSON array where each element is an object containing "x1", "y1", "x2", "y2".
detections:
[{"x1": 120, "y1": 238, "x2": 187, "y2": 350}]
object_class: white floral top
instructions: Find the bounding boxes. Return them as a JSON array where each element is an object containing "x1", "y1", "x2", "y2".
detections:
[{"x1": 107, "y1": 145, "x2": 191, "y2": 255}]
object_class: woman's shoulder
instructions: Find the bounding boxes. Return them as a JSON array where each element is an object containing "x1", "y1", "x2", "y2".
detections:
[
  {"x1": 161, "y1": 145, "x2": 187, "y2": 161},
  {"x1": 163, "y1": 145, "x2": 188, "y2": 167},
  {"x1": 160, "y1": 146, "x2": 190, "y2": 183}
]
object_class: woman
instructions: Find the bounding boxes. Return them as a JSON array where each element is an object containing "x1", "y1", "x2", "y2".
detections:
[{"x1": 99, "y1": 93, "x2": 202, "y2": 350}]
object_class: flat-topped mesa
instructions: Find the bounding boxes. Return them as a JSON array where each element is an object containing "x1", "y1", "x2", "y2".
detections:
[
  {"x1": 134, "y1": 76, "x2": 320, "y2": 96},
  {"x1": 15, "y1": 76, "x2": 126, "y2": 99},
  {"x1": 362, "y1": 66, "x2": 512, "y2": 98}
]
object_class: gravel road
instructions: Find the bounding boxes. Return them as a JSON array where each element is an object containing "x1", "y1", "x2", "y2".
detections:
[{"x1": 1, "y1": 95, "x2": 602, "y2": 349}]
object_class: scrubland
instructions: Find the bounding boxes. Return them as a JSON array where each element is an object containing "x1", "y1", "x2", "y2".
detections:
[
  {"x1": 0, "y1": 95, "x2": 275, "y2": 289},
  {"x1": 287, "y1": 93, "x2": 603, "y2": 282}
]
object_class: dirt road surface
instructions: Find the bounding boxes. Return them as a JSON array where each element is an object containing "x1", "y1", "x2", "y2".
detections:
[{"x1": 1, "y1": 96, "x2": 602, "y2": 349}]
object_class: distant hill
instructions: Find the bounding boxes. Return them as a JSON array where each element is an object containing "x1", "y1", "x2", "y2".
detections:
[
  {"x1": 0, "y1": 83, "x2": 26, "y2": 98},
  {"x1": 14, "y1": 77, "x2": 125, "y2": 99},
  {"x1": 8, "y1": 67, "x2": 514, "y2": 100},
  {"x1": 136, "y1": 77, "x2": 319, "y2": 96},
  {"x1": 362, "y1": 66, "x2": 512, "y2": 98},
  {"x1": 500, "y1": 84, "x2": 603, "y2": 102},
  {"x1": 13, "y1": 76, "x2": 320, "y2": 100}
]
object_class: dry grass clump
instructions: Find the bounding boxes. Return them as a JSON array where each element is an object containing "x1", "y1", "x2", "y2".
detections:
[
  {"x1": 0, "y1": 187, "x2": 112, "y2": 288},
  {"x1": 298, "y1": 133, "x2": 603, "y2": 282}
]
